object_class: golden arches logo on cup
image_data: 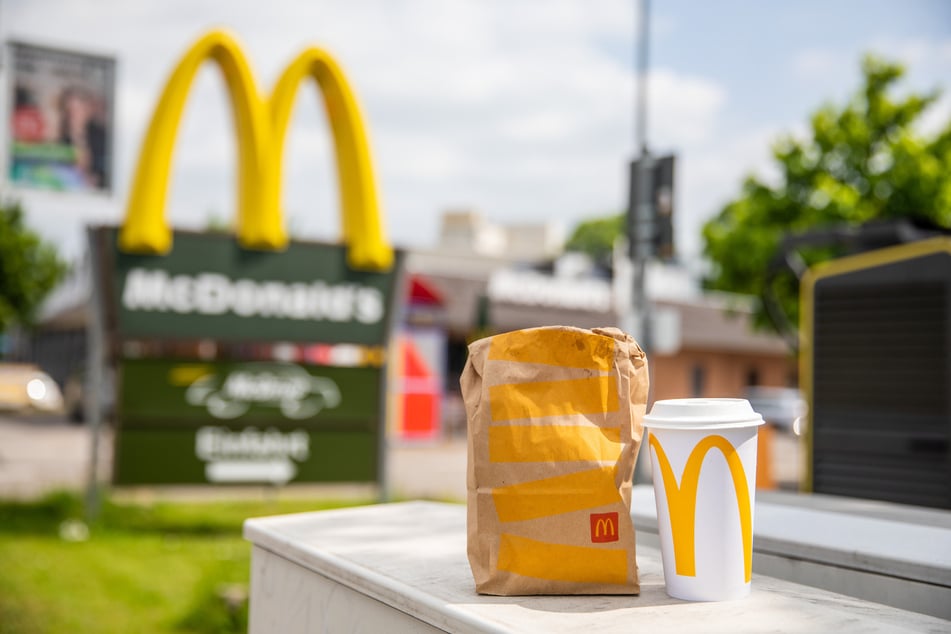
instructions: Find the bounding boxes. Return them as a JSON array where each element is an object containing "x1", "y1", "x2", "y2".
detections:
[
  {"x1": 648, "y1": 434, "x2": 753, "y2": 581},
  {"x1": 643, "y1": 398, "x2": 763, "y2": 602},
  {"x1": 119, "y1": 29, "x2": 393, "y2": 272}
]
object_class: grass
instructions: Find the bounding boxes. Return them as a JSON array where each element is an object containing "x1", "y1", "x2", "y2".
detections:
[{"x1": 0, "y1": 491, "x2": 372, "y2": 634}]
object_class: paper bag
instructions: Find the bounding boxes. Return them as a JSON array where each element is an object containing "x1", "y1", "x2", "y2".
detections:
[{"x1": 461, "y1": 326, "x2": 648, "y2": 595}]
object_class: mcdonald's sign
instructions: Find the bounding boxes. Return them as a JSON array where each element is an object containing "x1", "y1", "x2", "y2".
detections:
[
  {"x1": 119, "y1": 29, "x2": 392, "y2": 271},
  {"x1": 648, "y1": 433, "x2": 754, "y2": 583},
  {"x1": 92, "y1": 31, "x2": 401, "y2": 486},
  {"x1": 104, "y1": 28, "x2": 401, "y2": 344}
]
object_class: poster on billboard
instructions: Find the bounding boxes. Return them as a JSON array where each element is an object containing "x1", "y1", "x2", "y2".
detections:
[{"x1": 7, "y1": 41, "x2": 115, "y2": 193}]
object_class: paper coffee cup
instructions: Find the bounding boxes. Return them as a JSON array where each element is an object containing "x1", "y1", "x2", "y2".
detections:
[{"x1": 643, "y1": 398, "x2": 763, "y2": 601}]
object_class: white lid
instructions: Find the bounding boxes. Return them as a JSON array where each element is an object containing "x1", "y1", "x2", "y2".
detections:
[{"x1": 643, "y1": 398, "x2": 764, "y2": 430}]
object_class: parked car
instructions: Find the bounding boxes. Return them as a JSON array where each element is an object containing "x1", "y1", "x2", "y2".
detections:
[
  {"x1": 0, "y1": 363, "x2": 64, "y2": 414},
  {"x1": 744, "y1": 386, "x2": 807, "y2": 436}
]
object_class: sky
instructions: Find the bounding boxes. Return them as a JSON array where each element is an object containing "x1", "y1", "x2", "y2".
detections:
[{"x1": 3, "y1": 0, "x2": 951, "y2": 264}]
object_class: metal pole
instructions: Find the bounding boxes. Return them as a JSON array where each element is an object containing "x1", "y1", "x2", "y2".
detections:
[
  {"x1": 633, "y1": 0, "x2": 653, "y2": 357},
  {"x1": 84, "y1": 227, "x2": 105, "y2": 523},
  {"x1": 377, "y1": 254, "x2": 406, "y2": 503},
  {"x1": 635, "y1": 0, "x2": 650, "y2": 156},
  {"x1": 631, "y1": 0, "x2": 654, "y2": 485}
]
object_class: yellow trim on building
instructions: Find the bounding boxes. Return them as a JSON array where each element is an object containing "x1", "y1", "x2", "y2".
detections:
[{"x1": 799, "y1": 236, "x2": 951, "y2": 492}]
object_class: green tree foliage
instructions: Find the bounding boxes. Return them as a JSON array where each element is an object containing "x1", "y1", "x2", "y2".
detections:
[
  {"x1": 0, "y1": 201, "x2": 66, "y2": 332},
  {"x1": 204, "y1": 210, "x2": 233, "y2": 234},
  {"x1": 702, "y1": 55, "x2": 951, "y2": 333},
  {"x1": 565, "y1": 213, "x2": 624, "y2": 266}
]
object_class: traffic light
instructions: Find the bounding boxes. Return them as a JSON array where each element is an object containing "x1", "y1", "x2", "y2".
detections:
[{"x1": 626, "y1": 154, "x2": 675, "y2": 260}]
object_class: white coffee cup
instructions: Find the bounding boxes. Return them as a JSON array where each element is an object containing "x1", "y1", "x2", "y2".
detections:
[{"x1": 643, "y1": 398, "x2": 763, "y2": 601}]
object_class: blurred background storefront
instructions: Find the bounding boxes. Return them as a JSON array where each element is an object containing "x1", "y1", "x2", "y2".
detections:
[{"x1": 16, "y1": 208, "x2": 795, "y2": 440}]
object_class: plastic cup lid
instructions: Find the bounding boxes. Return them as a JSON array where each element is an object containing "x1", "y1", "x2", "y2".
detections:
[{"x1": 643, "y1": 398, "x2": 764, "y2": 430}]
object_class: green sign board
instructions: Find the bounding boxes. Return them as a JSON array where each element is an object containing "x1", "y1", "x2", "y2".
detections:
[
  {"x1": 110, "y1": 229, "x2": 399, "y2": 344},
  {"x1": 119, "y1": 359, "x2": 379, "y2": 429},
  {"x1": 115, "y1": 427, "x2": 377, "y2": 485},
  {"x1": 95, "y1": 227, "x2": 402, "y2": 487}
]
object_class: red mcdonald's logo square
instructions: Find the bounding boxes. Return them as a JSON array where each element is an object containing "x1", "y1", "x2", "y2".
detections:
[{"x1": 590, "y1": 512, "x2": 619, "y2": 543}]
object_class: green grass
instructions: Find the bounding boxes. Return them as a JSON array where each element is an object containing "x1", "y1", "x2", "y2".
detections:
[{"x1": 0, "y1": 492, "x2": 372, "y2": 634}]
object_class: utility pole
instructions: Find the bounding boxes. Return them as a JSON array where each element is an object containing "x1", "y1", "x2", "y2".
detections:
[
  {"x1": 630, "y1": 0, "x2": 653, "y2": 355},
  {"x1": 628, "y1": 0, "x2": 654, "y2": 485}
]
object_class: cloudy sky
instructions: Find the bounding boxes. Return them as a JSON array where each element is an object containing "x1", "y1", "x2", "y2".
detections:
[{"x1": 4, "y1": 0, "x2": 951, "y2": 263}]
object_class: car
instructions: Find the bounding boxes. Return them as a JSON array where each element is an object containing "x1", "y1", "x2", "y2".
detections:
[
  {"x1": 0, "y1": 363, "x2": 64, "y2": 414},
  {"x1": 744, "y1": 386, "x2": 808, "y2": 436}
]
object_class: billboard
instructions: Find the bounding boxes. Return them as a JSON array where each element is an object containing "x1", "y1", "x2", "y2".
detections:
[
  {"x1": 97, "y1": 30, "x2": 399, "y2": 487},
  {"x1": 8, "y1": 41, "x2": 115, "y2": 192}
]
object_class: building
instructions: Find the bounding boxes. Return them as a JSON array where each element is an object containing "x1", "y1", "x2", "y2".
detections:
[{"x1": 409, "y1": 211, "x2": 795, "y2": 436}]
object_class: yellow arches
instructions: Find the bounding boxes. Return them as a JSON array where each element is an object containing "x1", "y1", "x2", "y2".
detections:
[
  {"x1": 649, "y1": 433, "x2": 754, "y2": 583},
  {"x1": 119, "y1": 30, "x2": 393, "y2": 271}
]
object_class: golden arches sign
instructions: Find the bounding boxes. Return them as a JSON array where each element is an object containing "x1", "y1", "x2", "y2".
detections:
[{"x1": 119, "y1": 30, "x2": 393, "y2": 271}]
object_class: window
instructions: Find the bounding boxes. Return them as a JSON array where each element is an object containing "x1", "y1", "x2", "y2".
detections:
[
  {"x1": 746, "y1": 367, "x2": 760, "y2": 387},
  {"x1": 690, "y1": 364, "x2": 705, "y2": 397}
]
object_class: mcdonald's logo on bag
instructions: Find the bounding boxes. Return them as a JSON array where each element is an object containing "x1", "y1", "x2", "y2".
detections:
[
  {"x1": 648, "y1": 434, "x2": 754, "y2": 582},
  {"x1": 119, "y1": 29, "x2": 392, "y2": 272},
  {"x1": 590, "y1": 512, "x2": 619, "y2": 543}
]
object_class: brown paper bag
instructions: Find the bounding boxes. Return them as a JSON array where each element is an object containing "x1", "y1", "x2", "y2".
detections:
[{"x1": 461, "y1": 325, "x2": 649, "y2": 595}]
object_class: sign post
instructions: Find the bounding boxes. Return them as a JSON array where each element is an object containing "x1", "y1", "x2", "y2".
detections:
[{"x1": 84, "y1": 227, "x2": 107, "y2": 521}]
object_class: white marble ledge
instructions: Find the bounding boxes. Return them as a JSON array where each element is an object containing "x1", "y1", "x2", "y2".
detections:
[
  {"x1": 631, "y1": 485, "x2": 951, "y2": 587},
  {"x1": 244, "y1": 501, "x2": 949, "y2": 633}
]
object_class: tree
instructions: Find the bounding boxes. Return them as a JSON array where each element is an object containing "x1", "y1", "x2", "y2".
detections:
[
  {"x1": 0, "y1": 201, "x2": 66, "y2": 334},
  {"x1": 565, "y1": 213, "x2": 624, "y2": 267},
  {"x1": 702, "y1": 55, "x2": 951, "y2": 334},
  {"x1": 204, "y1": 210, "x2": 233, "y2": 234}
]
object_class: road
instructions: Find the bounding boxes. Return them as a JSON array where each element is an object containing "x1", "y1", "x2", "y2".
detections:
[
  {"x1": 0, "y1": 414, "x2": 802, "y2": 502},
  {"x1": 0, "y1": 414, "x2": 112, "y2": 499}
]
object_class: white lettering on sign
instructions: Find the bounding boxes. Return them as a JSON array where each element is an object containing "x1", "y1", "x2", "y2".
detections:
[
  {"x1": 488, "y1": 270, "x2": 612, "y2": 312},
  {"x1": 122, "y1": 268, "x2": 385, "y2": 324},
  {"x1": 185, "y1": 363, "x2": 342, "y2": 420},
  {"x1": 195, "y1": 427, "x2": 308, "y2": 484},
  {"x1": 195, "y1": 426, "x2": 310, "y2": 462}
]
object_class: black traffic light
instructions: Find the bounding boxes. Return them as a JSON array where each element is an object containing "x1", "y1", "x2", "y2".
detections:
[{"x1": 626, "y1": 154, "x2": 675, "y2": 260}]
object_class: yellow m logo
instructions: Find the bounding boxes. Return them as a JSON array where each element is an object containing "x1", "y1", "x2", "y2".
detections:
[
  {"x1": 595, "y1": 519, "x2": 614, "y2": 537},
  {"x1": 649, "y1": 434, "x2": 753, "y2": 582},
  {"x1": 119, "y1": 30, "x2": 393, "y2": 271}
]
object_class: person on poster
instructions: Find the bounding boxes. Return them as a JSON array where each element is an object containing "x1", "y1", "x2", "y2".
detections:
[
  {"x1": 57, "y1": 85, "x2": 109, "y2": 189},
  {"x1": 12, "y1": 84, "x2": 46, "y2": 143}
]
